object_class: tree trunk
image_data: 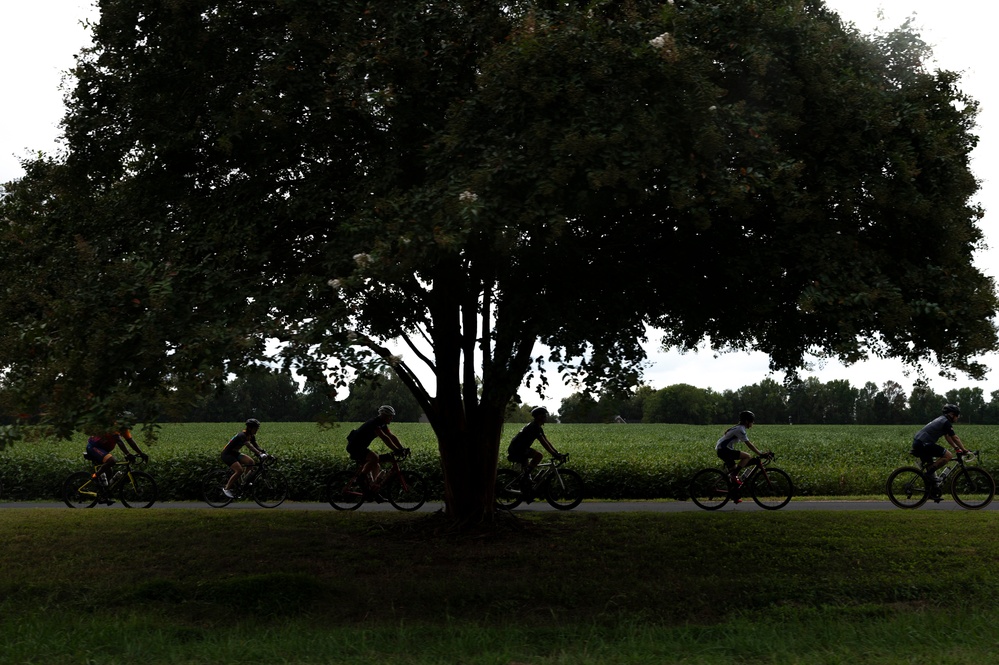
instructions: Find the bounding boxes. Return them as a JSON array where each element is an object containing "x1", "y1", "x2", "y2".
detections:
[{"x1": 433, "y1": 404, "x2": 505, "y2": 524}]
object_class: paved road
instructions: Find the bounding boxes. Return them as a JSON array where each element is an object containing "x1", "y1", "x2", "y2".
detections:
[{"x1": 1, "y1": 499, "x2": 992, "y2": 512}]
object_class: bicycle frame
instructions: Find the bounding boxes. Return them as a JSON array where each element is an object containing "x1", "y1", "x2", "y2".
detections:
[
  {"x1": 915, "y1": 449, "x2": 979, "y2": 477},
  {"x1": 524, "y1": 455, "x2": 570, "y2": 493},
  {"x1": 87, "y1": 460, "x2": 143, "y2": 494}
]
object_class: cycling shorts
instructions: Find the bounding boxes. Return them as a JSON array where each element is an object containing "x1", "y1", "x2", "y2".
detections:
[
  {"x1": 912, "y1": 439, "x2": 945, "y2": 461},
  {"x1": 221, "y1": 450, "x2": 252, "y2": 467},
  {"x1": 85, "y1": 442, "x2": 112, "y2": 463},
  {"x1": 716, "y1": 447, "x2": 742, "y2": 465},
  {"x1": 346, "y1": 443, "x2": 372, "y2": 464}
]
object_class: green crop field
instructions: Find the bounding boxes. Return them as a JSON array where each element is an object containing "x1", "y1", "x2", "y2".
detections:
[{"x1": 2, "y1": 422, "x2": 998, "y2": 502}]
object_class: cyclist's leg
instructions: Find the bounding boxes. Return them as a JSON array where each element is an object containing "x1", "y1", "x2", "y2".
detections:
[
  {"x1": 87, "y1": 443, "x2": 115, "y2": 482},
  {"x1": 361, "y1": 449, "x2": 381, "y2": 486},
  {"x1": 914, "y1": 441, "x2": 948, "y2": 475},
  {"x1": 717, "y1": 448, "x2": 742, "y2": 481},
  {"x1": 221, "y1": 451, "x2": 247, "y2": 492},
  {"x1": 525, "y1": 448, "x2": 543, "y2": 473}
]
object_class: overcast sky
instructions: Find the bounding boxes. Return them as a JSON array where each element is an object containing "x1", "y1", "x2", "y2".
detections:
[{"x1": 2, "y1": 1, "x2": 996, "y2": 410}]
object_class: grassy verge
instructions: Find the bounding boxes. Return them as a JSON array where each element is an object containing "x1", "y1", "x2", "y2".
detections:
[{"x1": 3, "y1": 509, "x2": 999, "y2": 663}]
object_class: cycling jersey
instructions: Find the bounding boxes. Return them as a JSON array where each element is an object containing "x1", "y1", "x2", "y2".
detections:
[
  {"x1": 913, "y1": 416, "x2": 955, "y2": 446},
  {"x1": 86, "y1": 431, "x2": 132, "y2": 462},
  {"x1": 715, "y1": 425, "x2": 750, "y2": 451},
  {"x1": 507, "y1": 421, "x2": 544, "y2": 460},
  {"x1": 222, "y1": 430, "x2": 257, "y2": 456}
]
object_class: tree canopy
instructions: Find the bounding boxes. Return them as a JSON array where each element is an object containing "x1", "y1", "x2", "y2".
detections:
[{"x1": 1, "y1": 0, "x2": 995, "y2": 517}]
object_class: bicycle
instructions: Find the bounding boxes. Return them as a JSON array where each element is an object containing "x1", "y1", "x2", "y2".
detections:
[
  {"x1": 886, "y1": 449, "x2": 995, "y2": 509},
  {"x1": 326, "y1": 450, "x2": 428, "y2": 511},
  {"x1": 688, "y1": 453, "x2": 793, "y2": 510},
  {"x1": 62, "y1": 457, "x2": 158, "y2": 508},
  {"x1": 201, "y1": 455, "x2": 288, "y2": 508},
  {"x1": 494, "y1": 454, "x2": 585, "y2": 511}
]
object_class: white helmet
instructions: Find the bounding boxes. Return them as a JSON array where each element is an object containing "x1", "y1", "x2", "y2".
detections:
[{"x1": 378, "y1": 405, "x2": 396, "y2": 417}]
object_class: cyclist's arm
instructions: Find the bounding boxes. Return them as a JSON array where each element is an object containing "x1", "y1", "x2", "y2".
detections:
[
  {"x1": 377, "y1": 429, "x2": 404, "y2": 452},
  {"x1": 538, "y1": 433, "x2": 561, "y2": 458},
  {"x1": 122, "y1": 434, "x2": 146, "y2": 457},
  {"x1": 246, "y1": 440, "x2": 267, "y2": 457},
  {"x1": 945, "y1": 432, "x2": 966, "y2": 453},
  {"x1": 744, "y1": 440, "x2": 765, "y2": 457}
]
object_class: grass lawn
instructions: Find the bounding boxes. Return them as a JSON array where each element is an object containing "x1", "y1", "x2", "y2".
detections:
[{"x1": 3, "y1": 508, "x2": 999, "y2": 663}]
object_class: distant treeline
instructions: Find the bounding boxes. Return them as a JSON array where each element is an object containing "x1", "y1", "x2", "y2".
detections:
[
  {"x1": 2, "y1": 367, "x2": 989, "y2": 427},
  {"x1": 559, "y1": 377, "x2": 997, "y2": 425}
]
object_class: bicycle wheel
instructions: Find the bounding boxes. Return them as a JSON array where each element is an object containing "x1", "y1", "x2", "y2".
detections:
[
  {"x1": 327, "y1": 470, "x2": 365, "y2": 510},
  {"x1": 201, "y1": 469, "x2": 234, "y2": 508},
  {"x1": 252, "y1": 470, "x2": 288, "y2": 508},
  {"x1": 545, "y1": 469, "x2": 585, "y2": 510},
  {"x1": 688, "y1": 468, "x2": 731, "y2": 510},
  {"x1": 386, "y1": 471, "x2": 428, "y2": 511},
  {"x1": 749, "y1": 467, "x2": 793, "y2": 510},
  {"x1": 494, "y1": 469, "x2": 523, "y2": 510},
  {"x1": 119, "y1": 471, "x2": 158, "y2": 508},
  {"x1": 951, "y1": 467, "x2": 995, "y2": 509},
  {"x1": 63, "y1": 471, "x2": 101, "y2": 508},
  {"x1": 886, "y1": 467, "x2": 930, "y2": 509}
]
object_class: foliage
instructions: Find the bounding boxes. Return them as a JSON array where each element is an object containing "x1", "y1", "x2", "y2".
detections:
[{"x1": 1, "y1": 1, "x2": 995, "y2": 518}]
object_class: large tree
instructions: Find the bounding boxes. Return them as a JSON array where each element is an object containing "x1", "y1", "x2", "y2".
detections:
[{"x1": 1, "y1": 0, "x2": 996, "y2": 520}]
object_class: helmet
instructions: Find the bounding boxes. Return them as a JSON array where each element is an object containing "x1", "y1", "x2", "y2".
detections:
[
  {"x1": 378, "y1": 405, "x2": 396, "y2": 417},
  {"x1": 739, "y1": 410, "x2": 756, "y2": 423},
  {"x1": 531, "y1": 406, "x2": 549, "y2": 418},
  {"x1": 246, "y1": 418, "x2": 261, "y2": 428},
  {"x1": 117, "y1": 411, "x2": 135, "y2": 426},
  {"x1": 942, "y1": 404, "x2": 961, "y2": 416}
]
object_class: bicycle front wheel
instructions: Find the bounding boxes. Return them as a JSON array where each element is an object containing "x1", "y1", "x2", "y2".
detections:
[
  {"x1": 119, "y1": 471, "x2": 158, "y2": 508},
  {"x1": 386, "y1": 471, "x2": 428, "y2": 511},
  {"x1": 886, "y1": 467, "x2": 929, "y2": 509},
  {"x1": 688, "y1": 468, "x2": 730, "y2": 510},
  {"x1": 327, "y1": 471, "x2": 365, "y2": 510},
  {"x1": 494, "y1": 469, "x2": 524, "y2": 510},
  {"x1": 252, "y1": 470, "x2": 288, "y2": 508},
  {"x1": 951, "y1": 467, "x2": 995, "y2": 509},
  {"x1": 63, "y1": 471, "x2": 100, "y2": 508},
  {"x1": 749, "y1": 467, "x2": 793, "y2": 510},
  {"x1": 201, "y1": 469, "x2": 234, "y2": 508},
  {"x1": 545, "y1": 469, "x2": 585, "y2": 510}
]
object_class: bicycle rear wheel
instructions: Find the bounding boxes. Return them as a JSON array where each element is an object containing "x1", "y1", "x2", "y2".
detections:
[
  {"x1": 545, "y1": 469, "x2": 585, "y2": 510},
  {"x1": 327, "y1": 470, "x2": 365, "y2": 510},
  {"x1": 886, "y1": 467, "x2": 929, "y2": 509},
  {"x1": 494, "y1": 469, "x2": 523, "y2": 510},
  {"x1": 951, "y1": 467, "x2": 995, "y2": 509},
  {"x1": 201, "y1": 469, "x2": 234, "y2": 508},
  {"x1": 386, "y1": 471, "x2": 428, "y2": 511},
  {"x1": 119, "y1": 471, "x2": 158, "y2": 508},
  {"x1": 63, "y1": 471, "x2": 101, "y2": 508},
  {"x1": 688, "y1": 468, "x2": 730, "y2": 510},
  {"x1": 749, "y1": 467, "x2": 793, "y2": 510},
  {"x1": 251, "y1": 470, "x2": 288, "y2": 508}
]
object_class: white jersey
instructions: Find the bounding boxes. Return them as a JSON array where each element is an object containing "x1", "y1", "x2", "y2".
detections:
[{"x1": 716, "y1": 424, "x2": 750, "y2": 451}]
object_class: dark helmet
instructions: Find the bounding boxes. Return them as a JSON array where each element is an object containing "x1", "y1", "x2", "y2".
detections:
[
  {"x1": 942, "y1": 404, "x2": 961, "y2": 416},
  {"x1": 246, "y1": 418, "x2": 261, "y2": 428},
  {"x1": 739, "y1": 410, "x2": 756, "y2": 423},
  {"x1": 531, "y1": 406, "x2": 549, "y2": 418}
]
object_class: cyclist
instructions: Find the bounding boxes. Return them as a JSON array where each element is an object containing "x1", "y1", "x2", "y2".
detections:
[
  {"x1": 346, "y1": 405, "x2": 409, "y2": 488},
  {"x1": 912, "y1": 404, "x2": 967, "y2": 492},
  {"x1": 507, "y1": 406, "x2": 566, "y2": 478},
  {"x1": 715, "y1": 410, "x2": 768, "y2": 488},
  {"x1": 85, "y1": 412, "x2": 148, "y2": 485},
  {"x1": 221, "y1": 418, "x2": 270, "y2": 498}
]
